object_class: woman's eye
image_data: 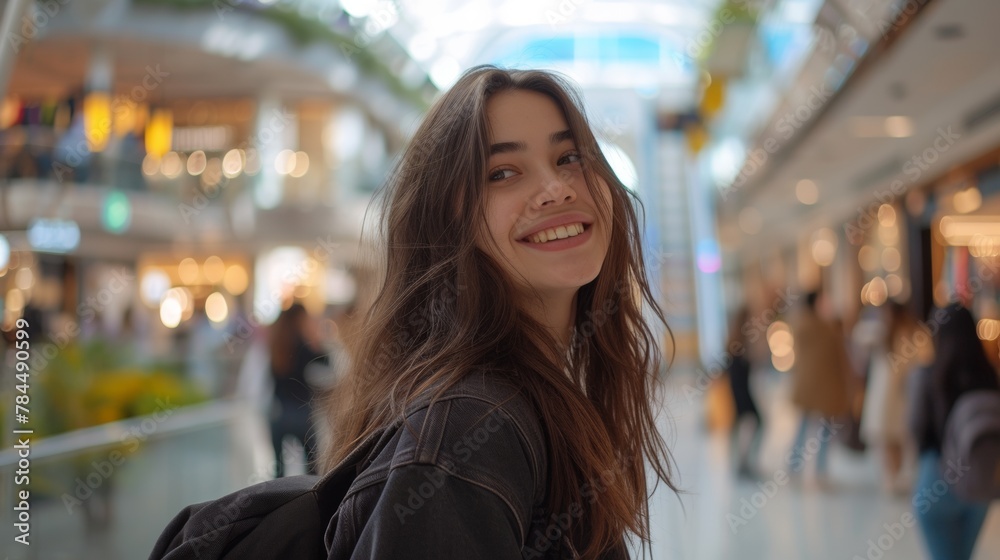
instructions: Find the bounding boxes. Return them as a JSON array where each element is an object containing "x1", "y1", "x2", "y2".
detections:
[
  {"x1": 559, "y1": 152, "x2": 582, "y2": 165},
  {"x1": 488, "y1": 168, "x2": 516, "y2": 182}
]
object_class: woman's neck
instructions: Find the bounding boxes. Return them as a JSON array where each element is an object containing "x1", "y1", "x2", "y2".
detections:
[{"x1": 529, "y1": 291, "x2": 577, "y2": 354}]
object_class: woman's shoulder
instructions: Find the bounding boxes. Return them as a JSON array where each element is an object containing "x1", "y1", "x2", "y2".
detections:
[
  {"x1": 336, "y1": 370, "x2": 548, "y2": 541},
  {"x1": 399, "y1": 369, "x2": 548, "y2": 480}
]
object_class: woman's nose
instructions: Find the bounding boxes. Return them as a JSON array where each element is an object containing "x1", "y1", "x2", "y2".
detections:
[{"x1": 533, "y1": 168, "x2": 577, "y2": 207}]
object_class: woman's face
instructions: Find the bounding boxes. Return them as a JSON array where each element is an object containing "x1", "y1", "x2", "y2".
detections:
[{"x1": 477, "y1": 89, "x2": 612, "y2": 300}]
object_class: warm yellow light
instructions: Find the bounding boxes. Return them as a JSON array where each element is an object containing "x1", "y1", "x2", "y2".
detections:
[
  {"x1": 85, "y1": 92, "x2": 112, "y2": 152},
  {"x1": 161, "y1": 152, "x2": 183, "y2": 179},
  {"x1": 772, "y1": 350, "x2": 795, "y2": 372},
  {"x1": 205, "y1": 292, "x2": 229, "y2": 323},
  {"x1": 14, "y1": 267, "x2": 33, "y2": 290},
  {"x1": 859, "y1": 245, "x2": 879, "y2": 271},
  {"x1": 970, "y1": 235, "x2": 1000, "y2": 257},
  {"x1": 290, "y1": 151, "x2": 310, "y2": 178},
  {"x1": 223, "y1": 264, "x2": 249, "y2": 295},
  {"x1": 145, "y1": 109, "x2": 173, "y2": 158},
  {"x1": 977, "y1": 319, "x2": 1000, "y2": 341},
  {"x1": 160, "y1": 297, "x2": 182, "y2": 328},
  {"x1": 142, "y1": 154, "x2": 160, "y2": 176},
  {"x1": 222, "y1": 149, "x2": 244, "y2": 178},
  {"x1": 768, "y1": 330, "x2": 794, "y2": 357},
  {"x1": 113, "y1": 98, "x2": 144, "y2": 137},
  {"x1": 939, "y1": 216, "x2": 1000, "y2": 246},
  {"x1": 6, "y1": 289, "x2": 24, "y2": 312},
  {"x1": 812, "y1": 229, "x2": 838, "y2": 267},
  {"x1": 275, "y1": 149, "x2": 297, "y2": 175},
  {"x1": 953, "y1": 187, "x2": 982, "y2": 214},
  {"x1": 203, "y1": 256, "x2": 225, "y2": 284},
  {"x1": 877, "y1": 204, "x2": 896, "y2": 227},
  {"x1": 878, "y1": 225, "x2": 899, "y2": 246},
  {"x1": 1, "y1": 96, "x2": 20, "y2": 128},
  {"x1": 884, "y1": 116, "x2": 914, "y2": 138},
  {"x1": 178, "y1": 258, "x2": 200, "y2": 284},
  {"x1": 868, "y1": 277, "x2": 888, "y2": 306},
  {"x1": 796, "y1": 180, "x2": 818, "y2": 205},
  {"x1": 186, "y1": 150, "x2": 207, "y2": 176},
  {"x1": 886, "y1": 273, "x2": 903, "y2": 297},
  {"x1": 882, "y1": 247, "x2": 901, "y2": 272}
]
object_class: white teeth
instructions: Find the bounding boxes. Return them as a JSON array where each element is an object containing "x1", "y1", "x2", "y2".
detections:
[{"x1": 527, "y1": 223, "x2": 586, "y2": 244}]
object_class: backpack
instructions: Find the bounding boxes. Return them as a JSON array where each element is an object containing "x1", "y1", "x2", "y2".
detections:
[
  {"x1": 941, "y1": 389, "x2": 1000, "y2": 502},
  {"x1": 148, "y1": 425, "x2": 384, "y2": 560}
]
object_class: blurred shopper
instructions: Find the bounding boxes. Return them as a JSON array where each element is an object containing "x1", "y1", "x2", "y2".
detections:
[
  {"x1": 910, "y1": 304, "x2": 999, "y2": 560},
  {"x1": 788, "y1": 291, "x2": 852, "y2": 481},
  {"x1": 269, "y1": 303, "x2": 328, "y2": 477},
  {"x1": 862, "y1": 301, "x2": 927, "y2": 494},
  {"x1": 727, "y1": 306, "x2": 763, "y2": 477}
]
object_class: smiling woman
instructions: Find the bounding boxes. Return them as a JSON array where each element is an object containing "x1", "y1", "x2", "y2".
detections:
[{"x1": 316, "y1": 66, "x2": 679, "y2": 559}]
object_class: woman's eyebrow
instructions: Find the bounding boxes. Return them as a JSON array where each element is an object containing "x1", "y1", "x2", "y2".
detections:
[
  {"x1": 489, "y1": 129, "x2": 574, "y2": 156},
  {"x1": 550, "y1": 129, "x2": 574, "y2": 144}
]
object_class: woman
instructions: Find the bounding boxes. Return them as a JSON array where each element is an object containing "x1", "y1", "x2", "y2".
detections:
[
  {"x1": 726, "y1": 307, "x2": 763, "y2": 477},
  {"x1": 788, "y1": 291, "x2": 852, "y2": 481},
  {"x1": 269, "y1": 303, "x2": 328, "y2": 478},
  {"x1": 319, "y1": 66, "x2": 677, "y2": 559},
  {"x1": 910, "y1": 303, "x2": 999, "y2": 560}
]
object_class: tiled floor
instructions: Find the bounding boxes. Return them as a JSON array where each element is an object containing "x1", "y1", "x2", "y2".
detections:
[{"x1": 1, "y1": 372, "x2": 997, "y2": 559}]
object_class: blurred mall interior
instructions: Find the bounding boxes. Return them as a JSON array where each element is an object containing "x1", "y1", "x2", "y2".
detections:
[{"x1": 0, "y1": 0, "x2": 999, "y2": 558}]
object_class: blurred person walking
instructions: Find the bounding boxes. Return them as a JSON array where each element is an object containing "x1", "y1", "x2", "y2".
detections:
[
  {"x1": 269, "y1": 303, "x2": 328, "y2": 477},
  {"x1": 861, "y1": 301, "x2": 928, "y2": 494},
  {"x1": 788, "y1": 291, "x2": 852, "y2": 482},
  {"x1": 910, "y1": 303, "x2": 999, "y2": 560},
  {"x1": 727, "y1": 306, "x2": 764, "y2": 478}
]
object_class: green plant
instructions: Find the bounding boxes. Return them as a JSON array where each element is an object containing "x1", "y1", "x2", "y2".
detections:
[{"x1": 32, "y1": 339, "x2": 207, "y2": 438}]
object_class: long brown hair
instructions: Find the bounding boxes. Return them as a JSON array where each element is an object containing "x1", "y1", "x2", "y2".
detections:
[{"x1": 321, "y1": 66, "x2": 677, "y2": 558}]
